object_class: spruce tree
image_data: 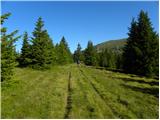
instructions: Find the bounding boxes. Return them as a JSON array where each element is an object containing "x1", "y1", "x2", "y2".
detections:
[
  {"x1": 84, "y1": 41, "x2": 97, "y2": 66},
  {"x1": 55, "y1": 43, "x2": 59, "y2": 63},
  {"x1": 123, "y1": 10, "x2": 159, "y2": 77},
  {"x1": 31, "y1": 17, "x2": 54, "y2": 69},
  {"x1": 56, "y1": 36, "x2": 73, "y2": 64},
  {"x1": 1, "y1": 13, "x2": 20, "y2": 81},
  {"x1": 19, "y1": 32, "x2": 32, "y2": 67},
  {"x1": 99, "y1": 48, "x2": 116, "y2": 68},
  {"x1": 123, "y1": 19, "x2": 139, "y2": 73},
  {"x1": 73, "y1": 43, "x2": 84, "y2": 63},
  {"x1": 137, "y1": 10, "x2": 159, "y2": 77}
]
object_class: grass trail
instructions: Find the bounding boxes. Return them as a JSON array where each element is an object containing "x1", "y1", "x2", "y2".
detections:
[
  {"x1": 1, "y1": 64, "x2": 159, "y2": 118},
  {"x1": 70, "y1": 65, "x2": 115, "y2": 118},
  {"x1": 78, "y1": 67, "x2": 118, "y2": 118}
]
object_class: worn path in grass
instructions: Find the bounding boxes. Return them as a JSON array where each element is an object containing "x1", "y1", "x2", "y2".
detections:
[
  {"x1": 64, "y1": 71, "x2": 72, "y2": 118},
  {"x1": 78, "y1": 67, "x2": 118, "y2": 118},
  {"x1": 1, "y1": 64, "x2": 159, "y2": 118}
]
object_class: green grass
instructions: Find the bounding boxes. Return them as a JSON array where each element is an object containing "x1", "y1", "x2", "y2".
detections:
[{"x1": 1, "y1": 64, "x2": 159, "y2": 118}]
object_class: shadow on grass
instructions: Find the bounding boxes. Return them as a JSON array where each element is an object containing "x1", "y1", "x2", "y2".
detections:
[
  {"x1": 114, "y1": 77, "x2": 159, "y2": 86},
  {"x1": 121, "y1": 84, "x2": 159, "y2": 98},
  {"x1": 94, "y1": 66, "x2": 159, "y2": 80},
  {"x1": 95, "y1": 66, "x2": 124, "y2": 73}
]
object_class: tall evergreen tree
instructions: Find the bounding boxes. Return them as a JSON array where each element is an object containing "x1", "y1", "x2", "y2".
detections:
[
  {"x1": 31, "y1": 17, "x2": 54, "y2": 69},
  {"x1": 84, "y1": 41, "x2": 97, "y2": 66},
  {"x1": 73, "y1": 43, "x2": 84, "y2": 63},
  {"x1": 1, "y1": 13, "x2": 20, "y2": 81},
  {"x1": 19, "y1": 32, "x2": 32, "y2": 67},
  {"x1": 123, "y1": 10, "x2": 159, "y2": 77},
  {"x1": 123, "y1": 19, "x2": 139, "y2": 73},
  {"x1": 56, "y1": 36, "x2": 73, "y2": 64}
]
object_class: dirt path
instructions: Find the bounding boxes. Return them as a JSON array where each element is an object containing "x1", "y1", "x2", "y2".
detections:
[{"x1": 64, "y1": 72, "x2": 72, "y2": 118}]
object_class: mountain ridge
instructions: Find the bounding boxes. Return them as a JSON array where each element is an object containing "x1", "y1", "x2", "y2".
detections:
[{"x1": 95, "y1": 38, "x2": 127, "y2": 53}]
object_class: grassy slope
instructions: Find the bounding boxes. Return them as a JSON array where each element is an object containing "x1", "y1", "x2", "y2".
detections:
[
  {"x1": 1, "y1": 64, "x2": 159, "y2": 118},
  {"x1": 95, "y1": 38, "x2": 127, "y2": 52}
]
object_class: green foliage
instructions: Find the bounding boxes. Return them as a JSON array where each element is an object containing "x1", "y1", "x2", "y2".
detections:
[
  {"x1": 1, "y1": 13, "x2": 20, "y2": 81},
  {"x1": 56, "y1": 36, "x2": 73, "y2": 65},
  {"x1": 115, "y1": 52, "x2": 123, "y2": 69},
  {"x1": 84, "y1": 41, "x2": 97, "y2": 66},
  {"x1": 30, "y1": 17, "x2": 54, "y2": 69},
  {"x1": 1, "y1": 13, "x2": 11, "y2": 25},
  {"x1": 98, "y1": 48, "x2": 116, "y2": 68},
  {"x1": 16, "y1": 17, "x2": 73, "y2": 69},
  {"x1": 73, "y1": 43, "x2": 84, "y2": 63},
  {"x1": 123, "y1": 10, "x2": 159, "y2": 77},
  {"x1": 19, "y1": 32, "x2": 32, "y2": 67}
]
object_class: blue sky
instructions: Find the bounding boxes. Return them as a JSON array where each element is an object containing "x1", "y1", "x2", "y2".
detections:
[{"x1": 2, "y1": 1, "x2": 159, "y2": 53}]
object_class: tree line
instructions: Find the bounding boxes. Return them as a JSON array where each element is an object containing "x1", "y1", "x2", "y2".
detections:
[
  {"x1": 74, "y1": 10, "x2": 158, "y2": 77},
  {"x1": 18, "y1": 17, "x2": 73, "y2": 69},
  {"x1": 1, "y1": 10, "x2": 158, "y2": 81}
]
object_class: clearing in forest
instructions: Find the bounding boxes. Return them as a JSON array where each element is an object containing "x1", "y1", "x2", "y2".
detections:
[{"x1": 1, "y1": 64, "x2": 159, "y2": 119}]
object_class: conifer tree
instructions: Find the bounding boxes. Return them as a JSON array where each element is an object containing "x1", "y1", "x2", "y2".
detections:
[
  {"x1": 54, "y1": 43, "x2": 59, "y2": 63},
  {"x1": 99, "y1": 48, "x2": 116, "y2": 68},
  {"x1": 84, "y1": 41, "x2": 97, "y2": 66},
  {"x1": 123, "y1": 19, "x2": 139, "y2": 73},
  {"x1": 123, "y1": 10, "x2": 159, "y2": 77},
  {"x1": 56, "y1": 36, "x2": 73, "y2": 64},
  {"x1": 1, "y1": 13, "x2": 20, "y2": 81},
  {"x1": 31, "y1": 17, "x2": 54, "y2": 69},
  {"x1": 19, "y1": 32, "x2": 32, "y2": 67},
  {"x1": 115, "y1": 52, "x2": 123, "y2": 69},
  {"x1": 73, "y1": 43, "x2": 84, "y2": 63}
]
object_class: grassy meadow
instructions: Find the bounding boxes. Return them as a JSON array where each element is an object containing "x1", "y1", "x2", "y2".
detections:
[{"x1": 1, "y1": 64, "x2": 159, "y2": 119}]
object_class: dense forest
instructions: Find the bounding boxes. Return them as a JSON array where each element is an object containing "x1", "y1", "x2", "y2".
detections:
[{"x1": 1, "y1": 10, "x2": 159, "y2": 82}]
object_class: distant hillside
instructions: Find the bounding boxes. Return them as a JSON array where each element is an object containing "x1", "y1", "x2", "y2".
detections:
[{"x1": 95, "y1": 38, "x2": 127, "y2": 53}]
